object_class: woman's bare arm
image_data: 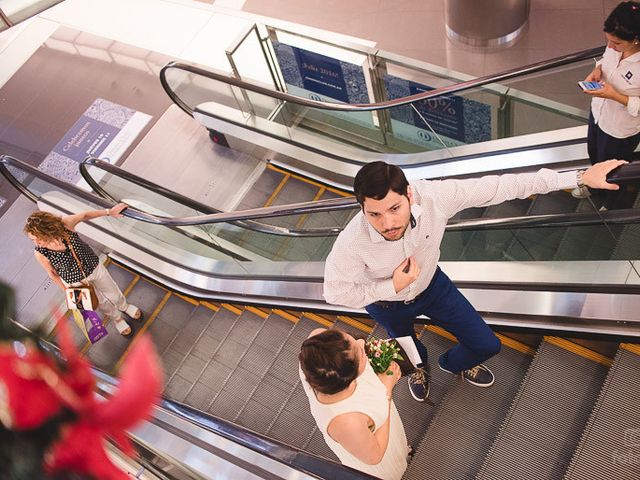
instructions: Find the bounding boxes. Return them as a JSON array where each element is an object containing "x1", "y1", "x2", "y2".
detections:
[
  {"x1": 62, "y1": 203, "x2": 128, "y2": 230},
  {"x1": 327, "y1": 404, "x2": 393, "y2": 465},
  {"x1": 34, "y1": 251, "x2": 66, "y2": 290}
]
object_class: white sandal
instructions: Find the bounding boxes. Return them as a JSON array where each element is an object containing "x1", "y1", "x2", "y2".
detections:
[
  {"x1": 124, "y1": 304, "x2": 142, "y2": 320},
  {"x1": 114, "y1": 316, "x2": 132, "y2": 336}
]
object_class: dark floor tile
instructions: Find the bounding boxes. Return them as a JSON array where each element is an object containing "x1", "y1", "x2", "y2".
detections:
[
  {"x1": 251, "y1": 374, "x2": 296, "y2": 409},
  {"x1": 226, "y1": 310, "x2": 265, "y2": 346},
  {"x1": 239, "y1": 342, "x2": 277, "y2": 377},
  {"x1": 176, "y1": 354, "x2": 208, "y2": 384},
  {"x1": 223, "y1": 368, "x2": 261, "y2": 406},
  {"x1": 106, "y1": 263, "x2": 135, "y2": 290},
  {"x1": 209, "y1": 388, "x2": 246, "y2": 421},
  {"x1": 157, "y1": 295, "x2": 196, "y2": 329},
  {"x1": 268, "y1": 409, "x2": 316, "y2": 449},
  {"x1": 253, "y1": 314, "x2": 295, "y2": 350},
  {"x1": 199, "y1": 360, "x2": 232, "y2": 389},
  {"x1": 213, "y1": 338, "x2": 247, "y2": 369},
  {"x1": 236, "y1": 399, "x2": 277, "y2": 434},
  {"x1": 206, "y1": 307, "x2": 240, "y2": 340},
  {"x1": 164, "y1": 374, "x2": 191, "y2": 402},
  {"x1": 183, "y1": 381, "x2": 218, "y2": 412},
  {"x1": 160, "y1": 347, "x2": 185, "y2": 379},
  {"x1": 192, "y1": 332, "x2": 222, "y2": 361}
]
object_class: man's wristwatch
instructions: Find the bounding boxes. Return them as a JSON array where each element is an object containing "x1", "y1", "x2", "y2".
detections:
[{"x1": 576, "y1": 170, "x2": 585, "y2": 188}]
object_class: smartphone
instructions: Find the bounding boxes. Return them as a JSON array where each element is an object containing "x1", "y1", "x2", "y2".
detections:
[{"x1": 578, "y1": 81, "x2": 603, "y2": 91}]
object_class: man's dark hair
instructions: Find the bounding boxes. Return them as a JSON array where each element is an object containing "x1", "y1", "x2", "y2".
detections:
[
  {"x1": 604, "y1": 2, "x2": 640, "y2": 41},
  {"x1": 299, "y1": 329, "x2": 359, "y2": 395},
  {"x1": 353, "y1": 161, "x2": 409, "y2": 206}
]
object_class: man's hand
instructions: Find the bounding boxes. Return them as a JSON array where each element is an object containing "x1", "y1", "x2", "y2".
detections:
[
  {"x1": 582, "y1": 159, "x2": 628, "y2": 191},
  {"x1": 377, "y1": 361, "x2": 401, "y2": 397},
  {"x1": 392, "y1": 256, "x2": 420, "y2": 293}
]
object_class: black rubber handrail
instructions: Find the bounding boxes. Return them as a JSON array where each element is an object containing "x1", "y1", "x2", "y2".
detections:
[
  {"x1": 10, "y1": 319, "x2": 374, "y2": 480},
  {"x1": 160, "y1": 45, "x2": 605, "y2": 116},
  {"x1": 4, "y1": 154, "x2": 640, "y2": 232},
  {"x1": 80, "y1": 157, "x2": 345, "y2": 237}
]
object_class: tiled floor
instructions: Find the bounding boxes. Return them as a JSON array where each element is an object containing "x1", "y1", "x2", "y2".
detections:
[
  {"x1": 242, "y1": 0, "x2": 617, "y2": 77},
  {"x1": 0, "y1": 26, "x2": 172, "y2": 216}
]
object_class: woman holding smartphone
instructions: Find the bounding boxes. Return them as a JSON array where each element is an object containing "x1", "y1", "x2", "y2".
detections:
[{"x1": 576, "y1": 1, "x2": 640, "y2": 207}]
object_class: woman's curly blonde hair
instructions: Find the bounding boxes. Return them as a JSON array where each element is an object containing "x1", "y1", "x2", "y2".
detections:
[{"x1": 24, "y1": 211, "x2": 68, "y2": 242}]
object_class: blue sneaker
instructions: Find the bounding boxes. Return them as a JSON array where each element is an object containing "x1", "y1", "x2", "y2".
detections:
[
  {"x1": 439, "y1": 363, "x2": 495, "y2": 387},
  {"x1": 407, "y1": 367, "x2": 430, "y2": 402}
]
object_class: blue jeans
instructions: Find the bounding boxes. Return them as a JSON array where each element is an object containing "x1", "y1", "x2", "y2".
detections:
[{"x1": 365, "y1": 267, "x2": 501, "y2": 373}]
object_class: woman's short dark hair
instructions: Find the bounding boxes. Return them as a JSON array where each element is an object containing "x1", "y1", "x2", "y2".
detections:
[
  {"x1": 299, "y1": 329, "x2": 359, "y2": 395},
  {"x1": 604, "y1": 2, "x2": 640, "y2": 41},
  {"x1": 353, "y1": 161, "x2": 409, "y2": 206}
]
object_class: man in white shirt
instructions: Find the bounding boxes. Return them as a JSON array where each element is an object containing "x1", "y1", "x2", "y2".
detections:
[{"x1": 323, "y1": 160, "x2": 624, "y2": 401}]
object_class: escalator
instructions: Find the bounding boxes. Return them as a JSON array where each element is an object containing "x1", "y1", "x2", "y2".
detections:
[
  {"x1": 2, "y1": 152, "x2": 640, "y2": 479},
  {"x1": 159, "y1": 44, "x2": 606, "y2": 190}
]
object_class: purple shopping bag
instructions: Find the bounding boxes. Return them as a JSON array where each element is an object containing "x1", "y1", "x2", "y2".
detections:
[{"x1": 81, "y1": 309, "x2": 108, "y2": 344}]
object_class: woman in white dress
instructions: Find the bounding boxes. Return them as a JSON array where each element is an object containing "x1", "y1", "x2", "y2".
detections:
[{"x1": 299, "y1": 328, "x2": 409, "y2": 480}]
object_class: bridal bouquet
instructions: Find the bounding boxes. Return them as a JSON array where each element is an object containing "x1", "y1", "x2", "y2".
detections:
[{"x1": 365, "y1": 338, "x2": 404, "y2": 375}]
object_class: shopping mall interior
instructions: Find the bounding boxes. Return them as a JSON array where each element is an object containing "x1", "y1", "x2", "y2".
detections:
[{"x1": 0, "y1": 0, "x2": 639, "y2": 478}]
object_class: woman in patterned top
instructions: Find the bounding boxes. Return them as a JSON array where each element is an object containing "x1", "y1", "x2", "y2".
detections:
[{"x1": 24, "y1": 204, "x2": 142, "y2": 336}]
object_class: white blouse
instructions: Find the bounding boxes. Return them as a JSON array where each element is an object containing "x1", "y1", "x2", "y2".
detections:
[{"x1": 592, "y1": 47, "x2": 640, "y2": 138}]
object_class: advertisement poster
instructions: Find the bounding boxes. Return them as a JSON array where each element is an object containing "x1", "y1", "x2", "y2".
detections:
[
  {"x1": 38, "y1": 98, "x2": 151, "y2": 187},
  {"x1": 384, "y1": 75, "x2": 491, "y2": 149},
  {"x1": 273, "y1": 41, "x2": 374, "y2": 128}
]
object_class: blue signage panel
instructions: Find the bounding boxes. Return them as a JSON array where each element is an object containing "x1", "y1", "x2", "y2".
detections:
[
  {"x1": 384, "y1": 74, "x2": 491, "y2": 147},
  {"x1": 52, "y1": 116, "x2": 120, "y2": 162},
  {"x1": 293, "y1": 48, "x2": 350, "y2": 103}
]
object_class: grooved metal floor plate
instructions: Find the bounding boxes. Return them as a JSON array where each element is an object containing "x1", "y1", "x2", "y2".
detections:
[
  {"x1": 476, "y1": 341, "x2": 609, "y2": 480},
  {"x1": 564, "y1": 348, "x2": 640, "y2": 480},
  {"x1": 405, "y1": 343, "x2": 533, "y2": 480}
]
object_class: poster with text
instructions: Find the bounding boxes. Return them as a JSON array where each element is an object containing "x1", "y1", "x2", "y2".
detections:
[
  {"x1": 384, "y1": 75, "x2": 491, "y2": 150},
  {"x1": 38, "y1": 98, "x2": 151, "y2": 188},
  {"x1": 273, "y1": 41, "x2": 374, "y2": 129}
]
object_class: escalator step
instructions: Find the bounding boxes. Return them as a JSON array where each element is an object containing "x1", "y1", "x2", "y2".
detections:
[
  {"x1": 563, "y1": 346, "x2": 640, "y2": 480},
  {"x1": 404, "y1": 342, "x2": 533, "y2": 480},
  {"x1": 476, "y1": 341, "x2": 608, "y2": 480}
]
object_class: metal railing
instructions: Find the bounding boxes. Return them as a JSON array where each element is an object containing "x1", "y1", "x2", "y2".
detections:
[
  {"x1": 160, "y1": 45, "x2": 604, "y2": 116},
  {"x1": 4, "y1": 154, "x2": 640, "y2": 234}
]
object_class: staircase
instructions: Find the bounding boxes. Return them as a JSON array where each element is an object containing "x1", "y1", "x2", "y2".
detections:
[{"x1": 64, "y1": 259, "x2": 640, "y2": 480}]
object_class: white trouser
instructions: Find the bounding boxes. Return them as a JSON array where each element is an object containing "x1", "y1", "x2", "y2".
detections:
[{"x1": 65, "y1": 262, "x2": 128, "y2": 320}]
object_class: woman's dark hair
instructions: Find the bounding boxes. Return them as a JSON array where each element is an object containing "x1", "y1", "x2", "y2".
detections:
[
  {"x1": 299, "y1": 329, "x2": 359, "y2": 395},
  {"x1": 604, "y1": 2, "x2": 640, "y2": 41},
  {"x1": 353, "y1": 161, "x2": 409, "y2": 206}
]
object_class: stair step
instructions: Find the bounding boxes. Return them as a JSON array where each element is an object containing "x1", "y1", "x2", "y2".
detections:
[
  {"x1": 564, "y1": 345, "x2": 640, "y2": 480},
  {"x1": 476, "y1": 340, "x2": 609, "y2": 480},
  {"x1": 404, "y1": 341, "x2": 533, "y2": 480}
]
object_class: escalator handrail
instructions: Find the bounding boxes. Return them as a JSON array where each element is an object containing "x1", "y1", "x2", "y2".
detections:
[
  {"x1": 80, "y1": 157, "x2": 344, "y2": 237},
  {"x1": 160, "y1": 45, "x2": 605, "y2": 115},
  {"x1": 4, "y1": 154, "x2": 640, "y2": 233},
  {"x1": 8, "y1": 319, "x2": 376, "y2": 480}
]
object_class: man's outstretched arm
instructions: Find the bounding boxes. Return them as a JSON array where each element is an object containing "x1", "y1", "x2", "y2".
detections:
[{"x1": 582, "y1": 159, "x2": 627, "y2": 190}]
